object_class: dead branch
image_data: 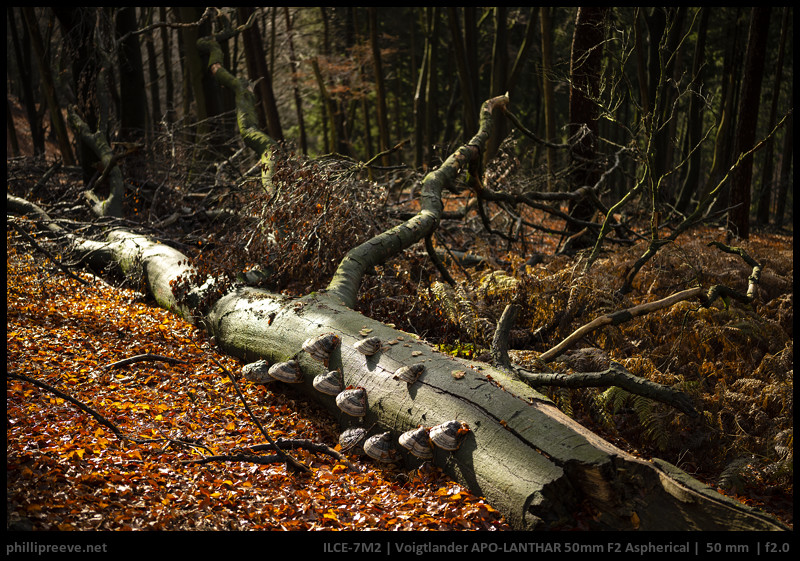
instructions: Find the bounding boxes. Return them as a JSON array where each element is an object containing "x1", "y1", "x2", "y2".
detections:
[
  {"x1": 514, "y1": 362, "x2": 698, "y2": 417},
  {"x1": 180, "y1": 453, "x2": 284, "y2": 466},
  {"x1": 6, "y1": 371, "x2": 177, "y2": 446},
  {"x1": 540, "y1": 287, "x2": 705, "y2": 363},
  {"x1": 8, "y1": 219, "x2": 89, "y2": 285},
  {"x1": 204, "y1": 352, "x2": 309, "y2": 473},
  {"x1": 103, "y1": 353, "x2": 189, "y2": 369}
]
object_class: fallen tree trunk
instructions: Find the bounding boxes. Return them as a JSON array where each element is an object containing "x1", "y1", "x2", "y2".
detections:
[{"x1": 58, "y1": 229, "x2": 786, "y2": 531}]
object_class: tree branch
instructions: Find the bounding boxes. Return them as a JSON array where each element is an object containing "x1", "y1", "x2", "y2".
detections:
[
  {"x1": 326, "y1": 94, "x2": 510, "y2": 309},
  {"x1": 103, "y1": 353, "x2": 188, "y2": 370},
  {"x1": 515, "y1": 362, "x2": 698, "y2": 417}
]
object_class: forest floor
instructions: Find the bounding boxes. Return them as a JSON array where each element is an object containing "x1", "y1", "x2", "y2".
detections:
[{"x1": 6, "y1": 237, "x2": 511, "y2": 532}]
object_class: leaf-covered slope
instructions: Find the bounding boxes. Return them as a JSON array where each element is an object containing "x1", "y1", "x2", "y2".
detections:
[{"x1": 6, "y1": 234, "x2": 509, "y2": 531}]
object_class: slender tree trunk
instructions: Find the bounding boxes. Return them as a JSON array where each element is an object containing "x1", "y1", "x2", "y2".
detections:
[
  {"x1": 447, "y1": 8, "x2": 478, "y2": 139},
  {"x1": 655, "y1": 8, "x2": 686, "y2": 202},
  {"x1": 413, "y1": 10, "x2": 430, "y2": 169},
  {"x1": 566, "y1": 7, "x2": 607, "y2": 237},
  {"x1": 177, "y1": 7, "x2": 210, "y2": 155},
  {"x1": 116, "y1": 7, "x2": 148, "y2": 145},
  {"x1": 463, "y1": 8, "x2": 480, "y2": 107},
  {"x1": 144, "y1": 11, "x2": 162, "y2": 136},
  {"x1": 540, "y1": 7, "x2": 556, "y2": 190},
  {"x1": 239, "y1": 7, "x2": 283, "y2": 142},
  {"x1": 368, "y1": 8, "x2": 391, "y2": 166},
  {"x1": 21, "y1": 7, "x2": 76, "y2": 166},
  {"x1": 727, "y1": 7, "x2": 771, "y2": 240},
  {"x1": 675, "y1": 7, "x2": 710, "y2": 213},
  {"x1": 8, "y1": 7, "x2": 46, "y2": 156},
  {"x1": 159, "y1": 7, "x2": 175, "y2": 123},
  {"x1": 755, "y1": 6, "x2": 789, "y2": 226},
  {"x1": 484, "y1": 7, "x2": 508, "y2": 165},
  {"x1": 772, "y1": 115, "x2": 793, "y2": 226},
  {"x1": 704, "y1": 8, "x2": 745, "y2": 214},
  {"x1": 423, "y1": 8, "x2": 440, "y2": 167},
  {"x1": 507, "y1": 7, "x2": 536, "y2": 94},
  {"x1": 283, "y1": 8, "x2": 307, "y2": 155}
]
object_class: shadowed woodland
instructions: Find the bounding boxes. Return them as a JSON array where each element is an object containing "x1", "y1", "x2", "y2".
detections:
[{"x1": 6, "y1": 7, "x2": 793, "y2": 532}]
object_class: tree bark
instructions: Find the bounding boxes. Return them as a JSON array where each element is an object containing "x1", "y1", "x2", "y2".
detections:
[
  {"x1": 21, "y1": 7, "x2": 75, "y2": 166},
  {"x1": 675, "y1": 7, "x2": 710, "y2": 214},
  {"x1": 116, "y1": 7, "x2": 148, "y2": 145},
  {"x1": 368, "y1": 8, "x2": 391, "y2": 166},
  {"x1": 239, "y1": 7, "x2": 283, "y2": 142},
  {"x1": 283, "y1": 8, "x2": 308, "y2": 154},
  {"x1": 158, "y1": 7, "x2": 176, "y2": 123},
  {"x1": 727, "y1": 7, "x2": 771, "y2": 240},
  {"x1": 8, "y1": 7, "x2": 46, "y2": 156},
  {"x1": 566, "y1": 7, "x2": 607, "y2": 240},
  {"x1": 447, "y1": 8, "x2": 478, "y2": 139},
  {"x1": 540, "y1": 7, "x2": 557, "y2": 191},
  {"x1": 755, "y1": 6, "x2": 788, "y2": 226},
  {"x1": 772, "y1": 114, "x2": 793, "y2": 226}
]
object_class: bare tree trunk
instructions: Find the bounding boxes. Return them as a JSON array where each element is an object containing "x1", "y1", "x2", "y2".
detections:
[
  {"x1": 283, "y1": 8, "x2": 308, "y2": 155},
  {"x1": 368, "y1": 8, "x2": 391, "y2": 166},
  {"x1": 772, "y1": 115, "x2": 793, "y2": 226},
  {"x1": 540, "y1": 7, "x2": 556, "y2": 190},
  {"x1": 116, "y1": 7, "x2": 148, "y2": 146},
  {"x1": 158, "y1": 7, "x2": 176, "y2": 123},
  {"x1": 484, "y1": 7, "x2": 508, "y2": 165},
  {"x1": 675, "y1": 7, "x2": 710, "y2": 214},
  {"x1": 447, "y1": 8, "x2": 478, "y2": 139},
  {"x1": 566, "y1": 7, "x2": 607, "y2": 240},
  {"x1": 755, "y1": 6, "x2": 789, "y2": 226},
  {"x1": 239, "y1": 7, "x2": 283, "y2": 142},
  {"x1": 727, "y1": 7, "x2": 771, "y2": 240},
  {"x1": 8, "y1": 7, "x2": 46, "y2": 156},
  {"x1": 412, "y1": 9, "x2": 430, "y2": 169},
  {"x1": 144, "y1": 10, "x2": 162, "y2": 138},
  {"x1": 21, "y1": 7, "x2": 76, "y2": 166}
]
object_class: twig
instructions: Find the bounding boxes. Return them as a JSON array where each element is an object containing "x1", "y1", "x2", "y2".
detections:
[
  {"x1": 8, "y1": 219, "x2": 89, "y2": 285},
  {"x1": 515, "y1": 362, "x2": 698, "y2": 417},
  {"x1": 424, "y1": 234, "x2": 456, "y2": 286},
  {"x1": 540, "y1": 287, "x2": 705, "y2": 363},
  {"x1": 104, "y1": 353, "x2": 189, "y2": 370},
  {"x1": 203, "y1": 352, "x2": 309, "y2": 473},
  {"x1": 7, "y1": 371, "x2": 165, "y2": 444},
  {"x1": 363, "y1": 139, "x2": 409, "y2": 168}
]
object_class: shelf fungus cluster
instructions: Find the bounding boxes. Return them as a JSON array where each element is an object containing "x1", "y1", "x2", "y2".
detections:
[
  {"x1": 393, "y1": 363, "x2": 425, "y2": 385},
  {"x1": 241, "y1": 358, "x2": 303, "y2": 384},
  {"x1": 246, "y1": 333, "x2": 470, "y2": 467},
  {"x1": 354, "y1": 336, "x2": 382, "y2": 356},
  {"x1": 339, "y1": 421, "x2": 471, "y2": 464},
  {"x1": 302, "y1": 333, "x2": 340, "y2": 366}
]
